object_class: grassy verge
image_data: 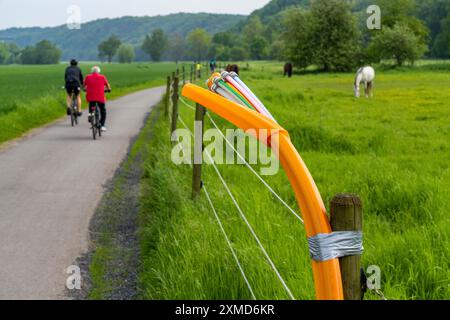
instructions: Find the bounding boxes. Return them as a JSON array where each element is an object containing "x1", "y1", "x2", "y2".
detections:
[
  {"x1": 0, "y1": 63, "x2": 176, "y2": 144},
  {"x1": 86, "y1": 104, "x2": 163, "y2": 300},
  {"x1": 135, "y1": 63, "x2": 449, "y2": 300}
]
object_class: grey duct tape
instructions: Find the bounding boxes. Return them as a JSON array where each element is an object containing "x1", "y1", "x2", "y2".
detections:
[{"x1": 308, "y1": 231, "x2": 364, "y2": 262}]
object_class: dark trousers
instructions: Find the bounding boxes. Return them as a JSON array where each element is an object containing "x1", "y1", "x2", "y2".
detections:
[{"x1": 89, "y1": 102, "x2": 106, "y2": 126}]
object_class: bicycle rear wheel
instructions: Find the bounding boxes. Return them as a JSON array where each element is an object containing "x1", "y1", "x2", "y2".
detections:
[{"x1": 97, "y1": 107, "x2": 102, "y2": 137}]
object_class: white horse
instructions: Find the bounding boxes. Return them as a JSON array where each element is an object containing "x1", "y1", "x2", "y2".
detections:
[{"x1": 354, "y1": 66, "x2": 375, "y2": 98}]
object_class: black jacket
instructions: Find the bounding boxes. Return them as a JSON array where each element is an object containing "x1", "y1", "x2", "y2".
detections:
[{"x1": 65, "y1": 66, "x2": 84, "y2": 86}]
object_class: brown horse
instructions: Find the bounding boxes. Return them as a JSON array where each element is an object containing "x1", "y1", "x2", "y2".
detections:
[
  {"x1": 226, "y1": 64, "x2": 240, "y2": 75},
  {"x1": 284, "y1": 63, "x2": 293, "y2": 78}
]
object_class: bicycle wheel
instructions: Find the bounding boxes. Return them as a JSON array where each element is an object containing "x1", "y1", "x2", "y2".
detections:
[
  {"x1": 70, "y1": 112, "x2": 75, "y2": 127},
  {"x1": 92, "y1": 113, "x2": 97, "y2": 140},
  {"x1": 97, "y1": 107, "x2": 102, "y2": 137}
]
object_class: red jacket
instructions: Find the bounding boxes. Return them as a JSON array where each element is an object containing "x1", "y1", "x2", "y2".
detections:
[{"x1": 84, "y1": 73, "x2": 110, "y2": 103}]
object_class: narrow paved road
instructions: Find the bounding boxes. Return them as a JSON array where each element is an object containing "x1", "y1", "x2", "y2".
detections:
[{"x1": 0, "y1": 87, "x2": 164, "y2": 300}]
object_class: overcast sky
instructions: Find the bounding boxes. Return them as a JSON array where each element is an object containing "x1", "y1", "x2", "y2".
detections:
[{"x1": 0, "y1": 0, "x2": 271, "y2": 30}]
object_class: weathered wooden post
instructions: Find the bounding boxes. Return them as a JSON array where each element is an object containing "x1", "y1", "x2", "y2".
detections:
[
  {"x1": 330, "y1": 194, "x2": 364, "y2": 300},
  {"x1": 171, "y1": 71, "x2": 175, "y2": 84},
  {"x1": 182, "y1": 65, "x2": 186, "y2": 85},
  {"x1": 171, "y1": 76, "x2": 179, "y2": 136},
  {"x1": 192, "y1": 103, "x2": 205, "y2": 199},
  {"x1": 165, "y1": 76, "x2": 171, "y2": 118},
  {"x1": 190, "y1": 65, "x2": 193, "y2": 83}
]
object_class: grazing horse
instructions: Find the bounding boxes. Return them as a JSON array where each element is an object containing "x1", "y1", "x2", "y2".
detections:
[
  {"x1": 354, "y1": 66, "x2": 375, "y2": 98},
  {"x1": 284, "y1": 63, "x2": 293, "y2": 78}
]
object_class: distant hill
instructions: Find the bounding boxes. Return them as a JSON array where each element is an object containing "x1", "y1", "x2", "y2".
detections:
[
  {"x1": 230, "y1": 0, "x2": 309, "y2": 34},
  {"x1": 250, "y1": 0, "x2": 310, "y2": 22},
  {"x1": 0, "y1": 13, "x2": 246, "y2": 61}
]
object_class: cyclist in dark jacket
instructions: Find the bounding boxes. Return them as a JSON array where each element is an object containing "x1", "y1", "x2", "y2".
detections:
[{"x1": 65, "y1": 59, "x2": 84, "y2": 116}]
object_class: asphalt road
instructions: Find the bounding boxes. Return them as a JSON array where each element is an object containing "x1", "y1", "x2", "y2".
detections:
[{"x1": 0, "y1": 86, "x2": 164, "y2": 300}]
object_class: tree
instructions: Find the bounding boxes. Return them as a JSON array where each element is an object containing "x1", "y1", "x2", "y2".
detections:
[
  {"x1": 431, "y1": 15, "x2": 450, "y2": 58},
  {"x1": 281, "y1": 0, "x2": 361, "y2": 71},
  {"x1": 249, "y1": 36, "x2": 269, "y2": 60},
  {"x1": 243, "y1": 15, "x2": 264, "y2": 43},
  {"x1": 376, "y1": 0, "x2": 429, "y2": 46},
  {"x1": 368, "y1": 24, "x2": 428, "y2": 66},
  {"x1": 281, "y1": 8, "x2": 313, "y2": 69},
  {"x1": 168, "y1": 33, "x2": 185, "y2": 63},
  {"x1": 20, "y1": 46, "x2": 36, "y2": 64},
  {"x1": 98, "y1": 35, "x2": 122, "y2": 63},
  {"x1": 142, "y1": 29, "x2": 168, "y2": 62},
  {"x1": 187, "y1": 28, "x2": 212, "y2": 61},
  {"x1": 34, "y1": 40, "x2": 62, "y2": 64},
  {"x1": 209, "y1": 44, "x2": 231, "y2": 61},
  {"x1": 308, "y1": 0, "x2": 361, "y2": 71},
  {"x1": 417, "y1": 0, "x2": 450, "y2": 58},
  {"x1": 212, "y1": 32, "x2": 234, "y2": 47},
  {"x1": 19, "y1": 40, "x2": 61, "y2": 65},
  {"x1": 118, "y1": 44, "x2": 135, "y2": 63},
  {"x1": 230, "y1": 47, "x2": 248, "y2": 61},
  {"x1": 6, "y1": 43, "x2": 21, "y2": 64},
  {"x1": 0, "y1": 43, "x2": 10, "y2": 64}
]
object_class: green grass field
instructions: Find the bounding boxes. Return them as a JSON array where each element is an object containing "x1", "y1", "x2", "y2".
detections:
[
  {"x1": 0, "y1": 62, "x2": 176, "y2": 143},
  {"x1": 136, "y1": 62, "x2": 449, "y2": 300}
]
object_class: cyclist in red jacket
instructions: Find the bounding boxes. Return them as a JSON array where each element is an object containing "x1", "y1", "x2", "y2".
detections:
[{"x1": 83, "y1": 66, "x2": 111, "y2": 132}]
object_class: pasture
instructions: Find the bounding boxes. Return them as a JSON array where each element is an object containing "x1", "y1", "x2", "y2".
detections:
[
  {"x1": 136, "y1": 62, "x2": 449, "y2": 300},
  {"x1": 0, "y1": 62, "x2": 176, "y2": 143}
]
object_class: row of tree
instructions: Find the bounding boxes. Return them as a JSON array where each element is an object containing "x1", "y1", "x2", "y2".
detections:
[
  {"x1": 0, "y1": 40, "x2": 61, "y2": 65},
  {"x1": 96, "y1": 28, "x2": 220, "y2": 64},
  {"x1": 1, "y1": 0, "x2": 447, "y2": 67},
  {"x1": 281, "y1": 0, "x2": 429, "y2": 70}
]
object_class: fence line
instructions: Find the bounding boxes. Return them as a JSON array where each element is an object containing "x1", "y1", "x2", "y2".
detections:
[
  {"x1": 203, "y1": 184, "x2": 257, "y2": 300},
  {"x1": 179, "y1": 97, "x2": 197, "y2": 111},
  {"x1": 178, "y1": 113, "x2": 296, "y2": 300},
  {"x1": 203, "y1": 148, "x2": 296, "y2": 300},
  {"x1": 177, "y1": 94, "x2": 304, "y2": 224},
  {"x1": 177, "y1": 115, "x2": 256, "y2": 299}
]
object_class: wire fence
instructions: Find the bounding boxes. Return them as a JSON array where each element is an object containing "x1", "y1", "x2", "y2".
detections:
[
  {"x1": 162, "y1": 65, "x2": 377, "y2": 301},
  {"x1": 170, "y1": 71, "x2": 302, "y2": 299}
]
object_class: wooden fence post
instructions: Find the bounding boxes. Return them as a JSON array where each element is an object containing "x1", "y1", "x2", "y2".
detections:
[
  {"x1": 171, "y1": 76, "x2": 179, "y2": 136},
  {"x1": 182, "y1": 65, "x2": 186, "y2": 85},
  {"x1": 165, "y1": 76, "x2": 171, "y2": 118},
  {"x1": 330, "y1": 194, "x2": 364, "y2": 300},
  {"x1": 192, "y1": 103, "x2": 205, "y2": 199},
  {"x1": 190, "y1": 65, "x2": 193, "y2": 83}
]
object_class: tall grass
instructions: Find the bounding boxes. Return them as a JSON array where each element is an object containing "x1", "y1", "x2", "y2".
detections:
[{"x1": 137, "y1": 62, "x2": 449, "y2": 300}]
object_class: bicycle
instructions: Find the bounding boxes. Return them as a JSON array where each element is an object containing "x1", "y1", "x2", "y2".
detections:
[
  {"x1": 63, "y1": 86, "x2": 81, "y2": 127},
  {"x1": 88, "y1": 89, "x2": 110, "y2": 141},
  {"x1": 69, "y1": 90, "x2": 80, "y2": 127}
]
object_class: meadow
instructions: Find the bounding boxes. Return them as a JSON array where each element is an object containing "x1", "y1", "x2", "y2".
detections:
[
  {"x1": 0, "y1": 62, "x2": 176, "y2": 143},
  {"x1": 135, "y1": 61, "x2": 449, "y2": 300}
]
